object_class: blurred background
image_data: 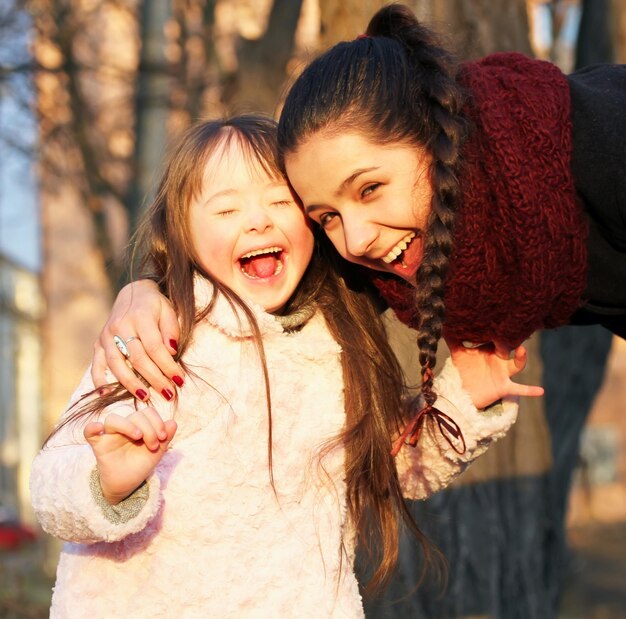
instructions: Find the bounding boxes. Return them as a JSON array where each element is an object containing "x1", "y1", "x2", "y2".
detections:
[{"x1": 0, "y1": 0, "x2": 624, "y2": 617}]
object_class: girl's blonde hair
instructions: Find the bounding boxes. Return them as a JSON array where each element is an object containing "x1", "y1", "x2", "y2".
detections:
[{"x1": 52, "y1": 115, "x2": 437, "y2": 594}]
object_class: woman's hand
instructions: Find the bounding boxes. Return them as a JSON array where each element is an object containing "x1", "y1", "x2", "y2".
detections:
[
  {"x1": 84, "y1": 408, "x2": 177, "y2": 505},
  {"x1": 92, "y1": 280, "x2": 183, "y2": 398},
  {"x1": 448, "y1": 341, "x2": 544, "y2": 410}
]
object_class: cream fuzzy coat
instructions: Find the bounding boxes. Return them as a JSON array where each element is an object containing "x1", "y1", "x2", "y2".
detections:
[{"x1": 30, "y1": 283, "x2": 518, "y2": 618}]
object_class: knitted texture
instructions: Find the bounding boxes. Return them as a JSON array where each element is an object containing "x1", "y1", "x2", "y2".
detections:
[{"x1": 374, "y1": 53, "x2": 588, "y2": 348}]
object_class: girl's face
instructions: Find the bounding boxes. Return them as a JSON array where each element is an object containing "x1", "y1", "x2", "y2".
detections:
[
  {"x1": 285, "y1": 131, "x2": 432, "y2": 285},
  {"x1": 190, "y1": 141, "x2": 314, "y2": 313}
]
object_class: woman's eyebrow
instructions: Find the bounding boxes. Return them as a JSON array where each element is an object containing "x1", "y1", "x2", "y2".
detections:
[
  {"x1": 303, "y1": 166, "x2": 382, "y2": 215},
  {"x1": 338, "y1": 166, "x2": 380, "y2": 193}
]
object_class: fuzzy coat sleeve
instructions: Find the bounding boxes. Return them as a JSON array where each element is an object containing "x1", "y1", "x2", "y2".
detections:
[
  {"x1": 29, "y1": 368, "x2": 162, "y2": 544},
  {"x1": 395, "y1": 357, "x2": 518, "y2": 499}
]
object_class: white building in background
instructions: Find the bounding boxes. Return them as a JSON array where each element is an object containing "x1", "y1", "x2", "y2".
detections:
[{"x1": 0, "y1": 254, "x2": 43, "y2": 524}]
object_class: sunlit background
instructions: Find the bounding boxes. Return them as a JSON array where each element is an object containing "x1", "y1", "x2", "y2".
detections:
[{"x1": 1, "y1": 1, "x2": 625, "y2": 617}]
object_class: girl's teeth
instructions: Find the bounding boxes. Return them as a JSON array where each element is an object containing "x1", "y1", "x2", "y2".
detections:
[{"x1": 241, "y1": 246, "x2": 282, "y2": 259}]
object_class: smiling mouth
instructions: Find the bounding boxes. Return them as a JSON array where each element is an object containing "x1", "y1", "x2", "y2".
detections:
[
  {"x1": 381, "y1": 232, "x2": 416, "y2": 266},
  {"x1": 238, "y1": 246, "x2": 284, "y2": 279}
]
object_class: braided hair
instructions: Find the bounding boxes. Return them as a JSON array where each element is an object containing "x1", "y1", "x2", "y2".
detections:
[{"x1": 278, "y1": 3, "x2": 467, "y2": 420}]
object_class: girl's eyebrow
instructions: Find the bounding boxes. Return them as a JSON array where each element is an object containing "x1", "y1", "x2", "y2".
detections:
[{"x1": 204, "y1": 188, "x2": 237, "y2": 205}]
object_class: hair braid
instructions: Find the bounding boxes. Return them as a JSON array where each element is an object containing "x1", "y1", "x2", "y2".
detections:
[{"x1": 367, "y1": 4, "x2": 467, "y2": 407}]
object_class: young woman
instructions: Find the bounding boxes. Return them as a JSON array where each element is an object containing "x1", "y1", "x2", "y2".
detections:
[
  {"x1": 277, "y1": 3, "x2": 625, "y2": 366},
  {"x1": 31, "y1": 116, "x2": 530, "y2": 617}
]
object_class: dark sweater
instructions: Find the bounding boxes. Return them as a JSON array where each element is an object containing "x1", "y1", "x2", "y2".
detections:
[{"x1": 372, "y1": 54, "x2": 626, "y2": 345}]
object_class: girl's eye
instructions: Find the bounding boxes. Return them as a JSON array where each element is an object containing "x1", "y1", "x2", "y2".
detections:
[
  {"x1": 217, "y1": 209, "x2": 235, "y2": 217},
  {"x1": 361, "y1": 183, "x2": 381, "y2": 199}
]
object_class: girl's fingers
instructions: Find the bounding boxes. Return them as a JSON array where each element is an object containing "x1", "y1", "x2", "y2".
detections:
[
  {"x1": 139, "y1": 406, "x2": 169, "y2": 441},
  {"x1": 123, "y1": 410, "x2": 163, "y2": 451},
  {"x1": 84, "y1": 421, "x2": 105, "y2": 440},
  {"x1": 102, "y1": 413, "x2": 144, "y2": 442}
]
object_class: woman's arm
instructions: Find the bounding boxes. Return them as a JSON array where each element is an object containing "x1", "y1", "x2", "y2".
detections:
[
  {"x1": 92, "y1": 280, "x2": 183, "y2": 397},
  {"x1": 395, "y1": 357, "x2": 520, "y2": 499}
]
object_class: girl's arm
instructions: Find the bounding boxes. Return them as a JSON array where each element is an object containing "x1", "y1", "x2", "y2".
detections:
[
  {"x1": 29, "y1": 369, "x2": 173, "y2": 544},
  {"x1": 92, "y1": 280, "x2": 183, "y2": 396}
]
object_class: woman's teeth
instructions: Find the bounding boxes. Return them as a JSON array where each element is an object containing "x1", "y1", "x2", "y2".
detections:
[{"x1": 381, "y1": 232, "x2": 416, "y2": 264}]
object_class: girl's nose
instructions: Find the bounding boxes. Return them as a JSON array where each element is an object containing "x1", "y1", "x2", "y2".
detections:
[
  {"x1": 245, "y1": 205, "x2": 273, "y2": 233},
  {"x1": 343, "y1": 217, "x2": 379, "y2": 257}
]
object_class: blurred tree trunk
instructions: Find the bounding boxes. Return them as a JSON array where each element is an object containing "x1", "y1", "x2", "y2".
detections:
[
  {"x1": 576, "y1": 0, "x2": 614, "y2": 66},
  {"x1": 428, "y1": 0, "x2": 532, "y2": 58},
  {"x1": 611, "y1": 0, "x2": 626, "y2": 61},
  {"x1": 576, "y1": 0, "x2": 626, "y2": 65},
  {"x1": 318, "y1": 0, "x2": 386, "y2": 49},
  {"x1": 126, "y1": 0, "x2": 171, "y2": 254},
  {"x1": 222, "y1": 0, "x2": 305, "y2": 114}
]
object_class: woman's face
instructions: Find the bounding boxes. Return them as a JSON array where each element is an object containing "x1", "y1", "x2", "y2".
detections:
[{"x1": 284, "y1": 131, "x2": 432, "y2": 285}]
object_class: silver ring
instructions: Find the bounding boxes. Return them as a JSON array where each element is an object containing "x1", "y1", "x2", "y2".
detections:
[
  {"x1": 125, "y1": 336, "x2": 140, "y2": 345},
  {"x1": 113, "y1": 335, "x2": 130, "y2": 359}
]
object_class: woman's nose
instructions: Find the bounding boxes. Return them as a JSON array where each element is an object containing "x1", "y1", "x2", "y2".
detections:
[{"x1": 343, "y1": 217, "x2": 379, "y2": 257}]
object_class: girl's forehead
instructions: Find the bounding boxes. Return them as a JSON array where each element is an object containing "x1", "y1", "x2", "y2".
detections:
[{"x1": 203, "y1": 138, "x2": 284, "y2": 184}]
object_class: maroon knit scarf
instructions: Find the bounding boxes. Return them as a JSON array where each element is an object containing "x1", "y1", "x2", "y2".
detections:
[{"x1": 373, "y1": 53, "x2": 588, "y2": 348}]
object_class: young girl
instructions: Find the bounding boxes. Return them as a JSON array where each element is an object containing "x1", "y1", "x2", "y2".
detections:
[{"x1": 30, "y1": 116, "x2": 529, "y2": 618}]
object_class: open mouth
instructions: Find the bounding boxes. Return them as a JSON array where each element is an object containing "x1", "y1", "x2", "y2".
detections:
[
  {"x1": 381, "y1": 232, "x2": 416, "y2": 267},
  {"x1": 238, "y1": 246, "x2": 284, "y2": 279}
]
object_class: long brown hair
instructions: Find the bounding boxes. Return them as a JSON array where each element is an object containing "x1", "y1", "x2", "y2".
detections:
[
  {"x1": 277, "y1": 3, "x2": 468, "y2": 417},
  {"x1": 50, "y1": 114, "x2": 436, "y2": 594}
]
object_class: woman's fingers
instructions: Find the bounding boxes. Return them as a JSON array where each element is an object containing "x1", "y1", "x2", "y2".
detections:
[
  {"x1": 508, "y1": 381, "x2": 545, "y2": 398},
  {"x1": 98, "y1": 289, "x2": 184, "y2": 394},
  {"x1": 91, "y1": 345, "x2": 110, "y2": 389},
  {"x1": 122, "y1": 329, "x2": 184, "y2": 397}
]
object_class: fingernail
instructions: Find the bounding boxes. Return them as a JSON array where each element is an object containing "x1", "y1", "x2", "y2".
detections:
[
  {"x1": 172, "y1": 375, "x2": 184, "y2": 387},
  {"x1": 161, "y1": 388, "x2": 174, "y2": 401},
  {"x1": 169, "y1": 339, "x2": 178, "y2": 352},
  {"x1": 136, "y1": 388, "x2": 148, "y2": 401}
]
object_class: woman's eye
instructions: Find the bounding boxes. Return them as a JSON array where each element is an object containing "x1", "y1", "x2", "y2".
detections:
[
  {"x1": 319, "y1": 212, "x2": 338, "y2": 227},
  {"x1": 271, "y1": 200, "x2": 293, "y2": 207},
  {"x1": 361, "y1": 183, "x2": 381, "y2": 199}
]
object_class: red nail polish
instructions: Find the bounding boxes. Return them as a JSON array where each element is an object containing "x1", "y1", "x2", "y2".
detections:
[
  {"x1": 161, "y1": 388, "x2": 174, "y2": 401},
  {"x1": 136, "y1": 388, "x2": 148, "y2": 401},
  {"x1": 169, "y1": 339, "x2": 178, "y2": 352},
  {"x1": 172, "y1": 375, "x2": 184, "y2": 387}
]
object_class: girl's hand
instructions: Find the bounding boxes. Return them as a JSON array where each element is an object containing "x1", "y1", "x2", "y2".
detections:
[
  {"x1": 84, "y1": 407, "x2": 177, "y2": 505},
  {"x1": 448, "y1": 341, "x2": 544, "y2": 410},
  {"x1": 92, "y1": 280, "x2": 183, "y2": 397}
]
